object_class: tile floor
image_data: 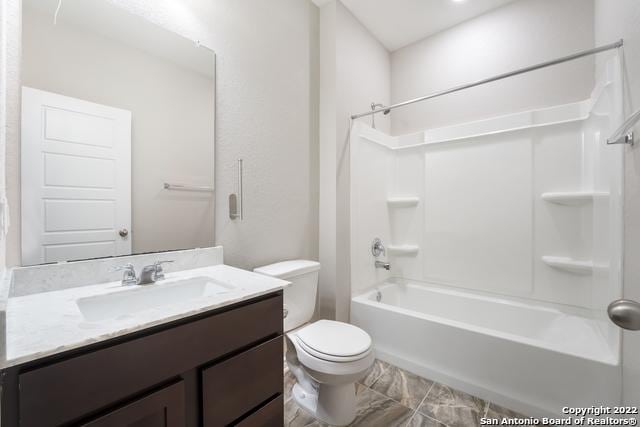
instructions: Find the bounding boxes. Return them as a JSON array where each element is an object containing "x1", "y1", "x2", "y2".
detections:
[{"x1": 284, "y1": 359, "x2": 526, "y2": 427}]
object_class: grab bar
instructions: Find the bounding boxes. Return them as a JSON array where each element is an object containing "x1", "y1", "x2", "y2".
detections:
[{"x1": 163, "y1": 183, "x2": 214, "y2": 193}]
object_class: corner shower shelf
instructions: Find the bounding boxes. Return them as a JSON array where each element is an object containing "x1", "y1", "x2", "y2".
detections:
[
  {"x1": 387, "y1": 197, "x2": 420, "y2": 208},
  {"x1": 387, "y1": 245, "x2": 420, "y2": 256},
  {"x1": 541, "y1": 192, "x2": 609, "y2": 206},
  {"x1": 541, "y1": 256, "x2": 593, "y2": 275}
]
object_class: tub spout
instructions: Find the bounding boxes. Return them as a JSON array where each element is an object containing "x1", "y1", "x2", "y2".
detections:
[{"x1": 375, "y1": 261, "x2": 390, "y2": 271}]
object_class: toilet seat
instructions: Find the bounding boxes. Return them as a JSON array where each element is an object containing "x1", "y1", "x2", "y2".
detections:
[
  {"x1": 296, "y1": 320, "x2": 372, "y2": 359},
  {"x1": 295, "y1": 336, "x2": 372, "y2": 362},
  {"x1": 291, "y1": 320, "x2": 373, "y2": 364},
  {"x1": 289, "y1": 334, "x2": 375, "y2": 379}
]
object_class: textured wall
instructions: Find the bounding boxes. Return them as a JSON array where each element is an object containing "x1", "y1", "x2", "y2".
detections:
[
  {"x1": 316, "y1": 1, "x2": 391, "y2": 320},
  {"x1": 318, "y1": 2, "x2": 337, "y2": 320},
  {"x1": 3, "y1": 0, "x2": 320, "y2": 270},
  {"x1": 1, "y1": 0, "x2": 20, "y2": 270},
  {"x1": 0, "y1": 0, "x2": 6, "y2": 268},
  {"x1": 390, "y1": 0, "x2": 595, "y2": 135},
  {"x1": 335, "y1": 1, "x2": 390, "y2": 321},
  {"x1": 594, "y1": 0, "x2": 640, "y2": 407},
  {"x1": 204, "y1": 0, "x2": 319, "y2": 271}
]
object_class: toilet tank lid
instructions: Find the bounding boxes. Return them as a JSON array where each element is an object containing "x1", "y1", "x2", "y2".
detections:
[{"x1": 254, "y1": 260, "x2": 320, "y2": 279}]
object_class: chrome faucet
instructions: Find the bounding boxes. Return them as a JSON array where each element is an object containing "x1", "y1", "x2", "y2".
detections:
[
  {"x1": 138, "y1": 261, "x2": 174, "y2": 285},
  {"x1": 372, "y1": 238, "x2": 390, "y2": 270},
  {"x1": 375, "y1": 260, "x2": 391, "y2": 271},
  {"x1": 112, "y1": 260, "x2": 174, "y2": 286}
]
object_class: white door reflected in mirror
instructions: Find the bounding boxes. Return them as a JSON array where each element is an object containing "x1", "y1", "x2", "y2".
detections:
[
  {"x1": 21, "y1": 87, "x2": 132, "y2": 265},
  {"x1": 19, "y1": 0, "x2": 216, "y2": 266}
]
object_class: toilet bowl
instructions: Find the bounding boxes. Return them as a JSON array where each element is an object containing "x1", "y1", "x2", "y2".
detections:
[
  {"x1": 286, "y1": 320, "x2": 375, "y2": 425},
  {"x1": 254, "y1": 260, "x2": 374, "y2": 426}
]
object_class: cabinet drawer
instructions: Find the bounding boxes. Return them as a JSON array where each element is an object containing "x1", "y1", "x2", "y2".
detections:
[
  {"x1": 202, "y1": 336, "x2": 283, "y2": 426},
  {"x1": 19, "y1": 294, "x2": 282, "y2": 427},
  {"x1": 235, "y1": 395, "x2": 283, "y2": 427},
  {"x1": 81, "y1": 381, "x2": 186, "y2": 427}
]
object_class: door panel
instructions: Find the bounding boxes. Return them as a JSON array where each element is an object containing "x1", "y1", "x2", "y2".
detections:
[
  {"x1": 44, "y1": 153, "x2": 116, "y2": 188},
  {"x1": 21, "y1": 86, "x2": 132, "y2": 265},
  {"x1": 44, "y1": 241, "x2": 116, "y2": 262},
  {"x1": 44, "y1": 106, "x2": 116, "y2": 147},
  {"x1": 44, "y1": 200, "x2": 115, "y2": 231}
]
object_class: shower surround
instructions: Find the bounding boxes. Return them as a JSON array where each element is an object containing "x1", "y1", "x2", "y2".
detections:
[{"x1": 349, "y1": 55, "x2": 624, "y2": 417}]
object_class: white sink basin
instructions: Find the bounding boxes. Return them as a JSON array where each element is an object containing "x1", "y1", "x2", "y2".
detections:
[{"x1": 76, "y1": 277, "x2": 236, "y2": 322}]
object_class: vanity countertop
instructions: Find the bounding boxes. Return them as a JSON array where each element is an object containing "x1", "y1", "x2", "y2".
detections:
[{"x1": 3, "y1": 264, "x2": 289, "y2": 369}]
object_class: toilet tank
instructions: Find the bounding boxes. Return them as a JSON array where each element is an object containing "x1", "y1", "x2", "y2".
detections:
[{"x1": 254, "y1": 260, "x2": 320, "y2": 332}]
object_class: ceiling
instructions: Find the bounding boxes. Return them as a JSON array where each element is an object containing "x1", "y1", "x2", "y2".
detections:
[{"x1": 339, "y1": 0, "x2": 519, "y2": 51}]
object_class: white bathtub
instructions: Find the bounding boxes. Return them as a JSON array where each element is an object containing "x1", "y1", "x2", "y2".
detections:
[{"x1": 351, "y1": 280, "x2": 621, "y2": 417}]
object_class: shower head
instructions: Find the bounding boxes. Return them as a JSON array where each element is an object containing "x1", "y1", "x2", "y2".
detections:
[{"x1": 383, "y1": 108, "x2": 391, "y2": 115}]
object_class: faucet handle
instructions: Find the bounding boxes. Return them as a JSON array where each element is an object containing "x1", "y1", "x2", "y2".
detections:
[
  {"x1": 110, "y1": 262, "x2": 135, "y2": 273},
  {"x1": 110, "y1": 263, "x2": 137, "y2": 286},
  {"x1": 371, "y1": 238, "x2": 386, "y2": 257},
  {"x1": 153, "y1": 260, "x2": 174, "y2": 281}
]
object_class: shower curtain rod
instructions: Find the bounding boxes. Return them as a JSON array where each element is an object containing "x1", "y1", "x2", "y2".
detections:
[{"x1": 351, "y1": 39, "x2": 624, "y2": 120}]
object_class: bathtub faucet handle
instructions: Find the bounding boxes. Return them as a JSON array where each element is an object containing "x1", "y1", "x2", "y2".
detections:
[{"x1": 371, "y1": 238, "x2": 386, "y2": 257}]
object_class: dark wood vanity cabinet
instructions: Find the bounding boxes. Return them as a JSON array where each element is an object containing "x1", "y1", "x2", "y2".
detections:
[{"x1": 0, "y1": 291, "x2": 284, "y2": 427}]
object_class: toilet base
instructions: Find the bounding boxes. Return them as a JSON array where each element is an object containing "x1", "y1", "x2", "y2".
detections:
[{"x1": 292, "y1": 382, "x2": 357, "y2": 426}]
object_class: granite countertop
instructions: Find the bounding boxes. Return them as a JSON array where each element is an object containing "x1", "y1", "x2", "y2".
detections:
[{"x1": 3, "y1": 264, "x2": 289, "y2": 368}]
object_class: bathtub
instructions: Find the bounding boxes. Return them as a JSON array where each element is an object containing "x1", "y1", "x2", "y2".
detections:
[{"x1": 351, "y1": 279, "x2": 621, "y2": 418}]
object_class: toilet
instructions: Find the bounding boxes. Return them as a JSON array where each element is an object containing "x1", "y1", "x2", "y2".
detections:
[{"x1": 254, "y1": 260, "x2": 375, "y2": 426}]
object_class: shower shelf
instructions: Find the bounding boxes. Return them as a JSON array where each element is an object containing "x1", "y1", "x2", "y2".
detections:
[
  {"x1": 387, "y1": 245, "x2": 420, "y2": 256},
  {"x1": 541, "y1": 256, "x2": 593, "y2": 275},
  {"x1": 541, "y1": 191, "x2": 609, "y2": 206},
  {"x1": 387, "y1": 197, "x2": 420, "y2": 207}
]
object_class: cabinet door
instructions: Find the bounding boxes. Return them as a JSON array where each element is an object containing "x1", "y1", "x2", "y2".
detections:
[
  {"x1": 82, "y1": 381, "x2": 185, "y2": 427},
  {"x1": 202, "y1": 337, "x2": 283, "y2": 426},
  {"x1": 235, "y1": 395, "x2": 283, "y2": 427}
]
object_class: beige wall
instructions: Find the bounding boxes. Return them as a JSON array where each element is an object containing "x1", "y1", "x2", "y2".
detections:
[
  {"x1": 334, "y1": 1, "x2": 391, "y2": 321},
  {"x1": 1, "y1": 0, "x2": 20, "y2": 270},
  {"x1": 207, "y1": 0, "x2": 319, "y2": 270},
  {"x1": 317, "y1": 0, "x2": 392, "y2": 320},
  {"x1": 390, "y1": 0, "x2": 596, "y2": 135},
  {"x1": 594, "y1": 0, "x2": 640, "y2": 407},
  {"x1": 318, "y1": 2, "x2": 337, "y2": 320},
  {"x1": 2, "y1": 0, "x2": 320, "y2": 269},
  {"x1": 17, "y1": 7, "x2": 215, "y2": 260},
  {"x1": 0, "y1": 0, "x2": 9, "y2": 268}
]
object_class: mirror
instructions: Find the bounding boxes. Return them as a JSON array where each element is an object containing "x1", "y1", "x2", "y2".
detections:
[{"x1": 20, "y1": 0, "x2": 215, "y2": 266}]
